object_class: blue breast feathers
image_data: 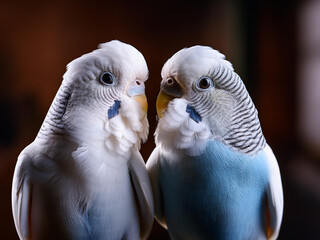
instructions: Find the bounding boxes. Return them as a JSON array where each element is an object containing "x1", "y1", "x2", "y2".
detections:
[{"x1": 159, "y1": 140, "x2": 270, "y2": 239}]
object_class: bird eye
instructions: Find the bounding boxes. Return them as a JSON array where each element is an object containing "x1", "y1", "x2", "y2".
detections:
[
  {"x1": 100, "y1": 72, "x2": 116, "y2": 85},
  {"x1": 196, "y1": 76, "x2": 213, "y2": 91},
  {"x1": 167, "y1": 78, "x2": 174, "y2": 84}
]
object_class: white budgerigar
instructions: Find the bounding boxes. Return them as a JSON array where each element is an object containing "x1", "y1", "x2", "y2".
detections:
[
  {"x1": 12, "y1": 40, "x2": 154, "y2": 240},
  {"x1": 147, "y1": 46, "x2": 283, "y2": 239}
]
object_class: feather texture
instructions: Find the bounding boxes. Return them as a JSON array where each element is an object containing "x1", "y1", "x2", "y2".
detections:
[
  {"x1": 148, "y1": 141, "x2": 282, "y2": 240},
  {"x1": 160, "y1": 45, "x2": 265, "y2": 156},
  {"x1": 156, "y1": 98, "x2": 211, "y2": 157},
  {"x1": 148, "y1": 45, "x2": 283, "y2": 240},
  {"x1": 12, "y1": 40, "x2": 153, "y2": 240}
]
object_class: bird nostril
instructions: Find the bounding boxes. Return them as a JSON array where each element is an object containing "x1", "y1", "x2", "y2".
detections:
[{"x1": 136, "y1": 81, "x2": 141, "y2": 85}]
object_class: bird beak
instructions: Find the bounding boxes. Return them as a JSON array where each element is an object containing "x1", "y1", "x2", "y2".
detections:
[
  {"x1": 156, "y1": 78, "x2": 182, "y2": 118},
  {"x1": 134, "y1": 94, "x2": 148, "y2": 119},
  {"x1": 156, "y1": 90, "x2": 175, "y2": 118}
]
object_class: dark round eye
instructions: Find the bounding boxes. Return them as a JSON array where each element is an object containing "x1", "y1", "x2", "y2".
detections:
[
  {"x1": 100, "y1": 72, "x2": 116, "y2": 85},
  {"x1": 167, "y1": 78, "x2": 174, "y2": 84},
  {"x1": 196, "y1": 77, "x2": 213, "y2": 90}
]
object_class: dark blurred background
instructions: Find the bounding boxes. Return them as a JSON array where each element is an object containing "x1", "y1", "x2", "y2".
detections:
[{"x1": 1, "y1": 0, "x2": 319, "y2": 239}]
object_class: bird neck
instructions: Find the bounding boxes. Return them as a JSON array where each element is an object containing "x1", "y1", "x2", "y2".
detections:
[
  {"x1": 36, "y1": 84, "x2": 71, "y2": 140},
  {"x1": 222, "y1": 73, "x2": 266, "y2": 156},
  {"x1": 200, "y1": 66, "x2": 267, "y2": 156}
]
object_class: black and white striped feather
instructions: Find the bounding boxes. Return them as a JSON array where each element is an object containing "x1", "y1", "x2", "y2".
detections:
[
  {"x1": 211, "y1": 66, "x2": 265, "y2": 155},
  {"x1": 159, "y1": 45, "x2": 265, "y2": 156}
]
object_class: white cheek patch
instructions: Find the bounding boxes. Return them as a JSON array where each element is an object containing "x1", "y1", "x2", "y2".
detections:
[
  {"x1": 155, "y1": 98, "x2": 211, "y2": 157},
  {"x1": 104, "y1": 96, "x2": 148, "y2": 156}
]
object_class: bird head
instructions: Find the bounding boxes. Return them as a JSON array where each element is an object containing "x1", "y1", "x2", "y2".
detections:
[
  {"x1": 38, "y1": 40, "x2": 149, "y2": 154},
  {"x1": 156, "y1": 46, "x2": 265, "y2": 156}
]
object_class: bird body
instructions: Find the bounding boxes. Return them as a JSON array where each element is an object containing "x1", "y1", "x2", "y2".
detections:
[
  {"x1": 14, "y1": 138, "x2": 141, "y2": 240},
  {"x1": 149, "y1": 141, "x2": 278, "y2": 240},
  {"x1": 12, "y1": 40, "x2": 154, "y2": 240},
  {"x1": 147, "y1": 46, "x2": 283, "y2": 240}
]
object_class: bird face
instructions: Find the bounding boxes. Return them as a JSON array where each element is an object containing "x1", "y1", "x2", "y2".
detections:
[
  {"x1": 64, "y1": 41, "x2": 148, "y2": 122},
  {"x1": 156, "y1": 46, "x2": 236, "y2": 138},
  {"x1": 56, "y1": 41, "x2": 149, "y2": 150}
]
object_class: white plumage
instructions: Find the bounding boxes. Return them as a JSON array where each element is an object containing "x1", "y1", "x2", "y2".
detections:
[
  {"x1": 155, "y1": 98, "x2": 211, "y2": 157},
  {"x1": 12, "y1": 40, "x2": 153, "y2": 240}
]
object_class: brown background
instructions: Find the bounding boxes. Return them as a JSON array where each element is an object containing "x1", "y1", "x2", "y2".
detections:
[{"x1": 0, "y1": 0, "x2": 319, "y2": 239}]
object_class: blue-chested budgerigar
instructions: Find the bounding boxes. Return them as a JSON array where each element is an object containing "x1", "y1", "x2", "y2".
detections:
[
  {"x1": 12, "y1": 40, "x2": 154, "y2": 240},
  {"x1": 147, "y1": 46, "x2": 283, "y2": 240}
]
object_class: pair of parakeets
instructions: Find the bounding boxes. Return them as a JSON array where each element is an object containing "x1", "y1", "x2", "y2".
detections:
[{"x1": 12, "y1": 40, "x2": 283, "y2": 240}]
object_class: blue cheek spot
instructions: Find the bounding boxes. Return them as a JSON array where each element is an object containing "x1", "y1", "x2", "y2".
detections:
[
  {"x1": 108, "y1": 100, "x2": 121, "y2": 119},
  {"x1": 186, "y1": 104, "x2": 202, "y2": 123}
]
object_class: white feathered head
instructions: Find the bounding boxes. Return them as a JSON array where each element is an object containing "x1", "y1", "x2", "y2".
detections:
[
  {"x1": 37, "y1": 40, "x2": 149, "y2": 154},
  {"x1": 156, "y1": 45, "x2": 265, "y2": 156}
]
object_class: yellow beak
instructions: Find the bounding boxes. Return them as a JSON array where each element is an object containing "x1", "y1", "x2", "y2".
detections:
[
  {"x1": 134, "y1": 94, "x2": 148, "y2": 119},
  {"x1": 156, "y1": 90, "x2": 176, "y2": 118}
]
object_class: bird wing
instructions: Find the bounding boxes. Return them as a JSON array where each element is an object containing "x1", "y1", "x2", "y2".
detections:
[
  {"x1": 146, "y1": 146, "x2": 167, "y2": 229},
  {"x1": 128, "y1": 150, "x2": 154, "y2": 240},
  {"x1": 12, "y1": 151, "x2": 33, "y2": 240},
  {"x1": 264, "y1": 144, "x2": 284, "y2": 240}
]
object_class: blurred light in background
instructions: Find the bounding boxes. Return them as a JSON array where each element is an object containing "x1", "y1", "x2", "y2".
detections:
[{"x1": 299, "y1": 0, "x2": 320, "y2": 156}]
